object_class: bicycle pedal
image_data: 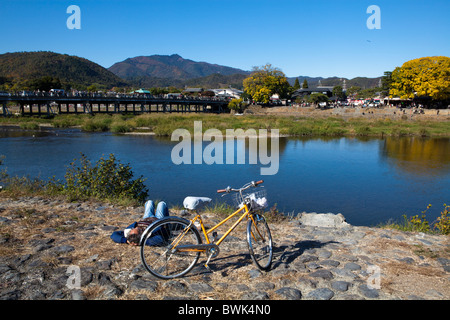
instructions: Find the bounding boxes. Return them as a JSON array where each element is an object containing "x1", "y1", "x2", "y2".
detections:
[
  {"x1": 204, "y1": 249, "x2": 216, "y2": 270},
  {"x1": 204, "y1": 259, "x2": 213, "y2": 271}
]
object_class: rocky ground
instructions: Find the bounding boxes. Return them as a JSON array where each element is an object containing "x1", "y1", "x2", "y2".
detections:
[{"x1": 0, "y1": 195, "x2": 448, "y2": 300}]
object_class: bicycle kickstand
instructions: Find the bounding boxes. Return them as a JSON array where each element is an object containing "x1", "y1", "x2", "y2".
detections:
[{"x1": 204, "y1": 253, "x2": 214, "y2": 271}]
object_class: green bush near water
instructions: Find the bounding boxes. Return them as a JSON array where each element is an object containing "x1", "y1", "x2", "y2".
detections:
[
  {"x1": 52, "y1": 115, "x2": 84, "y2": 128},
  {"x1": 380, "y1": 204, "x2": 450, "y2": 235},
  {"x1": 60, "y1": 153, "x2": 148, "y2": 205},
  {"x1": 0, "y1": 153, "x2": 149, "y2": 206},
  {"x1": 81, "y1": 116, "x2": 112, "y2": 132}
]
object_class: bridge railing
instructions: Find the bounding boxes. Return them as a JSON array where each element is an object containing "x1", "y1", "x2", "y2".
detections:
[
  {"x1": 0, "y1": 92, "x2": 232, "y2": 116},
  {"x1": 0, "y1": 92, "x2": 232, "y2": 103}
]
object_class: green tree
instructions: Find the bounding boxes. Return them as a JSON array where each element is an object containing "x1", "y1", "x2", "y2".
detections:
[
  {"x1": 332, "y1": 85, "x2": 346, "y2": 99},
  {"x1": 228, "y1": 98, "x2": 246, "y2": 112},
  {"x1": 381, "y1": 71, "x2": 392, "y2": 97},
  {"x1": 293, "y1": 78, "x2": 300, "y2": 90},
  {"x1": 390, "y1": 56, "x2": 450, "y2": 100},
  {"x1": 358, "y1": 87, "x2": 379, "y2": 99},
  {"x1": 243, "y1": 64, "x2": 291, "y2": 104},
  {"x1": 302, "y1": 79, "x2": 309, "y2": 89},
  {"x1": 87, "y1": 84, "x2": 98, "y2": 93},
  {"x1": 346, "y1": 86, "x2": 361, "y2": 98},
  {"x1": 150, "y1": 87, "x2": 169, "y2": 95},
  {"x1": 307, "y1": 93, "x2": 329, "y2": 104},
  {"x1": 28, "y1": 76, "x2": 62, "y2": 91}
]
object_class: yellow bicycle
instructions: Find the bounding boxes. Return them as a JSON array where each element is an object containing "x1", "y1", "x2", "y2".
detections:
[{"x1": 140, "y1": 180, "x2": 273, "y2": 279}]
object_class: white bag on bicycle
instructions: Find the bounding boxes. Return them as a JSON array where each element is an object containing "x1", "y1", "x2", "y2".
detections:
[
  {"x1": 248, "y1": 193, "x2": 268, "y2": 210},
  {"x1": 255, "y1": 196, "x2": 268, "y2": 209}
]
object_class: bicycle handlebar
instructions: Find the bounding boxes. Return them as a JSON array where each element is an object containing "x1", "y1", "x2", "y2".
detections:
[
  {"x1": 254, "y1": 180, "x2": 264, "y2": 186},
  {"x1": 217, "y1": 180, "x2": 264, "y2": 193}
]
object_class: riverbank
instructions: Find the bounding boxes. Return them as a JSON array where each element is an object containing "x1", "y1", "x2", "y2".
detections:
[
  {"x1": 0, "y1": 195, "x2": 448, "y2": 300},
  {"x1": 1, "y1": 106, "x2": 450, "y2": 137}
]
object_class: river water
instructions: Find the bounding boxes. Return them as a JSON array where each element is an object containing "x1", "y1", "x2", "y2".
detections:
[{"x1": 0, "y1": 126, "x2": 449, "y2": 226}]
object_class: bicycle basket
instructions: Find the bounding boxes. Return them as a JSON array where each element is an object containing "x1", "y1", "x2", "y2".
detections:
[{"x1": 232, "y1": 188, "x2": 268, "y2": 211}]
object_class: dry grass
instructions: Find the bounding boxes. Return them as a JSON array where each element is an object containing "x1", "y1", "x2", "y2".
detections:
[
  {"x1": 382, "y1": 261, "x2": 449, "y2": 298},
  {"x1": 355, "y1": 231, "x2": 450, "y2": 299}
]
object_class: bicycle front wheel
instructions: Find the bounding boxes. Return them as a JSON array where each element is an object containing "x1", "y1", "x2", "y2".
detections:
[
  {"x1": 247, "y1": 214, "x2": 273, "y2": 270},
  {"x1": 140, "y1": 217, "x2": 202, "y2": 279}
]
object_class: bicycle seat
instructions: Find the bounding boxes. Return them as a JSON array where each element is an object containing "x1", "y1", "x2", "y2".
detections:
[{"x1": 183, "y1": 196, "x2": 212, "y2": 211}]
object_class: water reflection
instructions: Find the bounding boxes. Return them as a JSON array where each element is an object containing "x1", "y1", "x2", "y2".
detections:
[
  {"x1": 0, "y1": 126, "x2": 55, "y2": 138},
  {"x1": 381, "y1": 137, "x2": 450, "y2": 176},
  {"x1": 154, "y1": 133, "x2": 288, "y2": 170}
]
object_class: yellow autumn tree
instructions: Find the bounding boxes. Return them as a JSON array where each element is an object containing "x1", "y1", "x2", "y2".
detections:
[
  {"x1": 390, "y1": 56, "x2": 450, "y2": 100},
  {"x1": 243, "y1": 64, "x2": 291, "y2": 104}
]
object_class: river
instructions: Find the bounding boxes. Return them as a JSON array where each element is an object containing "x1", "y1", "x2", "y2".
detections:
[{"x1": 0, "y1": 126, "x2": 449, "y2": 226}]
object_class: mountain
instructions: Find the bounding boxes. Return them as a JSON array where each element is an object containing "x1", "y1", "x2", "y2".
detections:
[
  {"x1": 0, "y1": 51, "x2": 383, "y2": 91},
  {"x1": 109, "y1": 54, "x2": 382, "y2": 90},
  {"x1": 108, "y1": 54, "x2": 250, "y2": 81},
  {"x1": 130, "y1": 73, "x2": 248, "y2": 90},
  {"x1": 184, "y1": 73, "x2": 248, "y2": 89},
  {"x1": 0, "y1": 51, "x2": 127, "y2": 89}
]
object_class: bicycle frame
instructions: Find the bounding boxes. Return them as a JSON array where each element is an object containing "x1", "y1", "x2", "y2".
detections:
[
  {"x1": 199, "y1": 204, "x2": 248, "y2": 246},
  {"x1": 170, "y1": 202, "x2": 262, "y2": 255}
]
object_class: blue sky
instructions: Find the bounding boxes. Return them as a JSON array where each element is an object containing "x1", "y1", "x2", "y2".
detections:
[{"x1": 1, "y1": 0, "x2": 449, "y2": 78}]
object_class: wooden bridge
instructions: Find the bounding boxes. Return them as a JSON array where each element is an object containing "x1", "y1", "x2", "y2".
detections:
[{"x1": 0, "y1": 94, "x2": 230, "y2": 116}]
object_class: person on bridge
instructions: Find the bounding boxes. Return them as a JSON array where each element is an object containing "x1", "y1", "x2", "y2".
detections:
[{"x1": 110, "y1": 200, "x2": 169, "y2": 246}]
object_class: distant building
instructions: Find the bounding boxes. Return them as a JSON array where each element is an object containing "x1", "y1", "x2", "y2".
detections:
[
  {"x1": 212, "y1": 87, "x2": 243, "y2": 99},
  {"x1": 132, "y1": 88, "x2": 151, "y2": 95},
  {"x1": 291, "y1": 87, "x2": 333, "y2": 99},
  {"x1": 165, "y1": 93, "x2": 183, "y2": 99},
  {"x1": 183, "y1": 88, "x2": 204, "y2": 95}
]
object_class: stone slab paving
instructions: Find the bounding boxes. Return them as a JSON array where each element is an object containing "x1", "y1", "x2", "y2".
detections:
[{"x1": 0, "y1": 196, "x2": 448, "y2": 300}]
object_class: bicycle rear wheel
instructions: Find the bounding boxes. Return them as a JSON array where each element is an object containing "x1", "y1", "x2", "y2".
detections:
[
  {"x1": 247, "y1": 214, "x2": 273, "y2": 270},
  {"x1": 140, "y1": 217, "x2": 202, "y2": 279}
]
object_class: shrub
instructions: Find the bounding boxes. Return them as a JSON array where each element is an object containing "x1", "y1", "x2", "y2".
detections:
[
  {"x1": 52, "y1": 116, "x2": 81, "y2": 128},
  {"x1": 407, "y1": 213, "x2": 431, "y2": 233},
  {"x1": 264, "y1": 203, "x2": 289, "y2": 223},
  {"x1": 19, "y1": 122, "x2": 40, "y2": 130},
  {"x1": 228, "y1": 98, "x2": 246, "y2": 112},
  {"x1": 62, "y1": 153, "x2": 148, "y2": 205},
  {"x1": 0, "y1": 155, "x2": 7, "y2": 181},
  {"x1": 111, "y1": 121, "x2": 133, "y2": 133},
  {"x1": 419, "y1": 129, "x2": 430, "y2": 137},
  {"x1": 355, "y1": 126, "x2": 371, "y2": 136},
  {"x1": 81, "y1": 116, "x2": 112, "y2": 132},
  {"x1": 382, "y1": 204, "x2": 450, "y2": 235},
  {"x1": 434, "y1": 204, "x2": 450, "y2": 235}
]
